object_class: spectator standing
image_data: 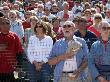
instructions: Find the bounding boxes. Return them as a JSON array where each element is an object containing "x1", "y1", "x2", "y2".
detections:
[
  {"x1": 8, "y1": 10, "x2": 24, "y2": 43},
  {"x1": 0, "y1": 17, "x2": 24, "y2": 82},
  {"x1": 74, "y1": 17, "x2": 97, "y2": 50},
  {"x1": 88, "y1": 13, "x2": 102, "y2": 38},
  {"x1": 88, "y1": 21, "x2": 110, "y2": 82},
  {"x1": 57, "y1": 1, "x2": 73, "y2": 26},
  {"x1": 27, "y1": 21, "x2": 53, "y2": 82},
  {"x1": 48, "y1": 21, "x2": 89, "y2": 82},
  {"x1": 71, "y1": 1, "x2": 83, "y2": 18}
]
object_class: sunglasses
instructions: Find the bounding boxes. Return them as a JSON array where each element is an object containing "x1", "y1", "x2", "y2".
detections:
[
  {"x1": 35, "y1": 25, "x2": 43, "y2": 28},
  {"x1": 102, "y1": 27, "x2": 109, "y2": 31},
  {"x1": 63, "y1": 25, "x2": 72, "y2": 28},
  {"x1": 78, "y1": 20, "x2": 87, "y2": 23},
  {"x1": 95, "y1": 17, "x2": 101, "y2": 19},
  {"x1": 3, "y1": 9, "x2": 9, "y2": 10}
]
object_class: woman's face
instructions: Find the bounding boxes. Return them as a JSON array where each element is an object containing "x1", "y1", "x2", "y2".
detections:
[
  {"x1": 35, "y1": 24, "x2": 44, "y2": 34},
  {"x1": 84, "y1": 11, "x2": 91, "y2": 17},
  {"x1": 96, "y1": 7, "x2": 101, "y2": 13},
  {"x1": 25, "y1": 12, "x2": 32, "y2": 19},
  {"x1": 53, "y1": 19, "x2": 60, "y2": 27},
  {"x1": 30, "y1": 19, "x2": 37, "y2": 27},
  {"x1": 94, "y1": 17, "x2": 102, "y2": 24}
]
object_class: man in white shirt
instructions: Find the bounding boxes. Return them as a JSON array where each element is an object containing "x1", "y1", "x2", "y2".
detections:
[{"x1": 71, "y1": 1, "x2": 83, "y2": 18}]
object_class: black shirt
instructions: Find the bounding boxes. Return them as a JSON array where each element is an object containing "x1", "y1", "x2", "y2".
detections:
[{"x1": 74, "y1": 30, "x2": 97, "y2": 50}]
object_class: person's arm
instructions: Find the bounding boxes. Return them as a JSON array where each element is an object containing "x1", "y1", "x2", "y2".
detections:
[
  {"x1": 88, "y1": 43, "x2": 103, "y2": 81},
  {"x1": 48, "y1": 50, "x2": 75, "y2": 65},
  {"x1": 14, "y1": 33, "x2": 24, "y2": 68},
  {"x1": 27, "y1": 36, "x2": 35, "y2": 64}
]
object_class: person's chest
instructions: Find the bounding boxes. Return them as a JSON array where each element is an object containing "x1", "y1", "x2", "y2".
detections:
[
  {"x1": 93, "y1": 42, "x2": 110, "y2": 65},
  {"x1": 0, "y1": 34, "x2": 16, "y2": 51}
]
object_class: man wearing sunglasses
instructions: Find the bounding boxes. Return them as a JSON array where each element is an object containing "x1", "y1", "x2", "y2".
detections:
[
  {"x1": 74, "y1": 17, "x2": 97, "y2": 50},
  {"x1": 0, "y1": 17, "x2": 24, "y2": 82},
  {"x1": 88, "y1": 21, "x2": 110, "y2": 82},
  {"x1": 48, "y1": 21, "x2": 89, "y2": 82}
]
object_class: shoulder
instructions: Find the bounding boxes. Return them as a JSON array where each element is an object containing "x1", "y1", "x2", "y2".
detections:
[
  {"x1": 74, "y1": 35, "x2": 85, "y2": 43},
  {"x1": 9, "y1": 31, "x2": 18, "y2": 37},
  {"x1": 44, "y1": 35, "x2": 53, "y2": 41},
  {"x1": 9, "y1": 31, "x2": 20, "y2": 40},
  {"x1": 92, "y1": 40, "x2": 100, "y2": 46},
  {"x1": 87, "y1": 30, "x2": 97, "y2": 37},
  {"x1": 29, "y1": 35, "x2": 36, "y2": 40}
]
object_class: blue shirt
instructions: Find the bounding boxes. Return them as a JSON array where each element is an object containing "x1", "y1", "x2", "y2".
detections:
[
  {"x1": 49, "y1": 36, "x2": 89, "y2": 82},
  {"x1": 88, "y1": 38, "x2": 110, "y2": 81}
]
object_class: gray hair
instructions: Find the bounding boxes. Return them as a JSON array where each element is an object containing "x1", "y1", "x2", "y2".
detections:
[{"x1": 63, "y1": 21, "x2": 75, "y2": 27}]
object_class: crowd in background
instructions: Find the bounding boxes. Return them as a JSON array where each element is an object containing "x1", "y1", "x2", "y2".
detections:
[{"x1": 0, "y1": 0, "x2": 110, "y2": 82}]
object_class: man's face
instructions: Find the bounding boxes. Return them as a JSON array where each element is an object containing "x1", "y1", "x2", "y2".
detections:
[
  {"x1": 0, "y1": 21, "x2": 10, "y2": 33},
  {"x1": 8, "y1": 12, "x2": 17, "y2": 21},
  {"x1": 62, "y1": 24, "x2": 75, "y2": 37},
  {"x1": 78, "y1": 19, "x2": 87, "y2": 30},
  {"x1": 100, "y1": 26, "x2": 110, "y2": 36}
]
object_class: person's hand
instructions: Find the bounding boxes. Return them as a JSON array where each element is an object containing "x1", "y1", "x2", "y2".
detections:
[
  {"x1": 68, "y1": 69, "x2": 80, "y2": 80},
  {"x1": 33, "y1": 61, "x2": 44, "y2": 71},
  {"x1": 98, "y1": 76, "x2": 109, "y2": 82}
]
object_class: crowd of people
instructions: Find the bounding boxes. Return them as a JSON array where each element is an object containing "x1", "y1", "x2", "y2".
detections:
[{"x1": 0, "y1": 0, "x2": 110, "y2": 82}]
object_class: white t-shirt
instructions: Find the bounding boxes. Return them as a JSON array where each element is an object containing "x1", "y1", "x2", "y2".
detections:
[
  {"x1": 27, "y1": 35, "x2": 53, "y2": 63},
  {"x1": 63, "y1": 56, "x2": 77, "y2": 72},
  {"x1": 71, "y1": 5, "x2": 83, "y2": 18}
]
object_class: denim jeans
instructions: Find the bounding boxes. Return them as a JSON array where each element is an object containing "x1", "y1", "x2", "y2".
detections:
[{"x1": 28, "y1": 62, "x2": 52, "y2": 82}]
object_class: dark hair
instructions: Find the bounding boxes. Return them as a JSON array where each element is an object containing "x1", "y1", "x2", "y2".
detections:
[
  {"x1": 34, "y1": 21, "x2": 47, "y2": 34},
  {"x1": 0, "y1": 11, "x2": 4, "y2": 17}
]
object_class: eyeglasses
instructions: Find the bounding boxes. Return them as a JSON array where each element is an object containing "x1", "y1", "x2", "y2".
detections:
[
  {"x1": 102, "y1": 27, "x2": 109, "y2": 31},
  {"x1": 3, "y1": 9, "x2": 9, "y2": 10},
  {"x1": 26, "y1": 14, "x2": 31, "y2": 15},
  {"x1": 95, "y1": 17, "x2": 102, "y2": 19},
  {"x1": 35, "y1": 25, "x2": 43, "y2": 28},
  {"x1": 78, "y1": 20, "x2": 87, "y2": 23},
  {"x1": 63, "y1": 25, "x2": 72, "y2": 28}
]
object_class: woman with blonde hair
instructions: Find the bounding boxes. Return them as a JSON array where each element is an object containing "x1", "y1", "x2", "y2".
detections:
[
  {"x1": 24, "y1": 16, "x2": 39, "y2": 48},
  {"x1": 88, "y1": 13, "x2": 102, "y2": 38}
]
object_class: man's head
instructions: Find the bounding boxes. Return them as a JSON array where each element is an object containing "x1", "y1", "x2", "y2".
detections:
[
  {"x1": 8, "y1": 10, "x2": 17, "y2": 21},
  {"x1": 0, "y1": 17, "x2": 10, "y2": 34},
  {"x1": 77, "y1": 17, "x2": 87, "y2": 30},
  {"x1": 98, "y1": 21, "x2": 110, "y2": 37},
  {"x1": 62, "y1": 21, "x2": 76, "y2": 38}
]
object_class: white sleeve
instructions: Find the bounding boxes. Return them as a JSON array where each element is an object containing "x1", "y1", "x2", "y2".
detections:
[
  {"x1": 18, "y1": 22, "x2": 24, "y2": 39},
  {"x1": 57, "y1": 11, "x2": 63, "y2": 19},
  {"x1": 43, "y1": 37, "x2": 53, "y2": 63},
  {"x1": 27, "y1": 37, "x2": 35, "y2": 64}
]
